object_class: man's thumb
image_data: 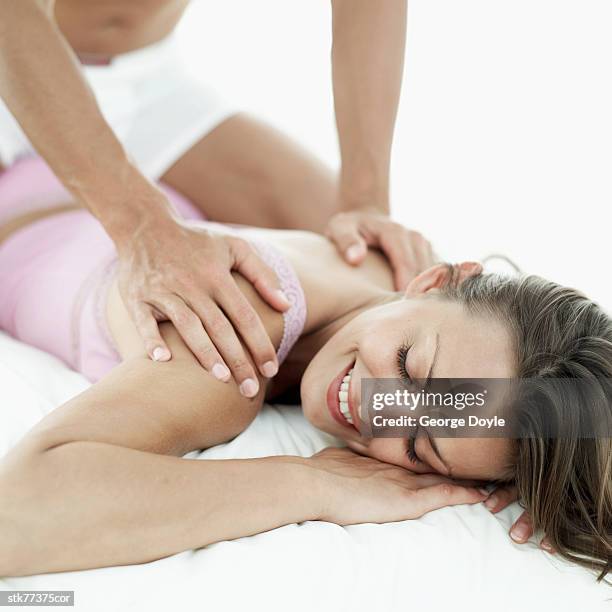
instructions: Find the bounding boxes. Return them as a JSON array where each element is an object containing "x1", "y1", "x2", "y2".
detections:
[{"x1": 344, "y1": 238, "x2": 368, "y2": 265}]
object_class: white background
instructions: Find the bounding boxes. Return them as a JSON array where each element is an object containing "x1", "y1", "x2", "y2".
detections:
[{"x1": 177, "y1": 0, "x2": 611, "y2": 308}]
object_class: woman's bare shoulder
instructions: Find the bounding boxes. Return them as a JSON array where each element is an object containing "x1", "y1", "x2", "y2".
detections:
[
  {"x1": 105, "y1": 273, "x2": 285, "y2": 362},
  {"x1": 19, "y1": 317, "x2": 268, "y2": 460},
  {"x1": 9, "y1": 275, "x2": 288, "y2": 460}
]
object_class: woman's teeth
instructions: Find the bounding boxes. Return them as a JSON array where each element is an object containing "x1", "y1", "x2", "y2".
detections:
[{"x1": 339, "y1": 368, "x2": 354, "y2": 424}]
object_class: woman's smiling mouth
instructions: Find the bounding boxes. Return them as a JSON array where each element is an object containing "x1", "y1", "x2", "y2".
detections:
[{"x1": 326, "y1": 362, "x2": 360, "y2": 432}]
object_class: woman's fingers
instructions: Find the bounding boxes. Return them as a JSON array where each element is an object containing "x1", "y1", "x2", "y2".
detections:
[
  {"x1": 485, "y1": 484, "x2": 535, "y2": 545},
  {"x1": 509, "y1": 511, "x2": 534, "y2": 544},
  {"x1": 309, "y1": 448, "x2": 491, "y2": 524},
  {"x1": 483, "y1": 483, "x2": 518, "y2": 513},
  {"x1": 409, "y1": 483, "x2": 489, "y2": 518},
  {"x1": 510, "y1": 511, "x2": 554, "y2": 551},
  {"x1": 540, "y1": 536, "x2": 556, "y2": 554},
  {"x1": 484, "y1": 487, "x2": 552, "y2": 551}
]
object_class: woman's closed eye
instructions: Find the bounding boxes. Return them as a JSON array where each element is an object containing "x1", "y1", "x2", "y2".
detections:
[
  {"x1": 398, "y1": 346, "x2": 424, "y2": 467},
  {"x1": 397, "y1": 346, "x2": 438, "y2": 470},
  {"x1": 396, "y1": 341, "x2": 411, "y2": 381},
  {"x1": 405, "y1": 427, "x2": 440, "y2": 472},
  {"x1": 406, "y1": 436, "x2": 422, "y2": 464}
]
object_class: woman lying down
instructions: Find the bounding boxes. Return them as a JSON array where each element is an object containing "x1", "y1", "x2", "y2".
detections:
[{"x1": 0, "y1": 158, "x2": 610, "y2": 580}]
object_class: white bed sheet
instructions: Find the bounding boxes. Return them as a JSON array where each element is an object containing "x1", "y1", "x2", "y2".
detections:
[{"x1": 0, "y1": 332, "x2": 609, "y2": 612}]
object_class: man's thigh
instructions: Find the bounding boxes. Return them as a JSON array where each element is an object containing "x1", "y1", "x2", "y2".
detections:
[{"x1": 161, "y1": 113, "x2": 338, "y2": 232}]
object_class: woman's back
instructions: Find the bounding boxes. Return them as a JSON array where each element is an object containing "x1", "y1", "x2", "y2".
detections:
[{"x1": 0, "y1": 156, "x2": 394, "y2": 386}]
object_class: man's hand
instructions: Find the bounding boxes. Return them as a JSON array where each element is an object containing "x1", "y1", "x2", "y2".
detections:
[
  {"x1": 116, "y1": 217, "x2": 290, "y2": 398},
  {"x1": 325, "y1": 209, "x2": 436, "y2": 290},
  {"x1": 484, "y1": 484, "x2": 555, "y2": 553}
]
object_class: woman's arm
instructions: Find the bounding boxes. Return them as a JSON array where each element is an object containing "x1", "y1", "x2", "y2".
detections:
[
  {"x1": 0, "y1": 281, "x2": 486, "y2": 576},
  {"x1": 0, "y1": 315, "x2": 313, "y2": 575},
  {"x1": 1, "y1": 431, "x2": 319, "y2": 576},
  {"x1": 0, "y1": 267, "x2": 288, "y2": 574}
]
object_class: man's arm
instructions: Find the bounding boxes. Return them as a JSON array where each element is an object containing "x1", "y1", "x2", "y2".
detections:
[
  {"x1": 331, "y1": 0, "x2": 407, "y2": 215},
  {"x1": 326, "y1": 1, "x2": 435, "y2": 288},
  {"x1": 0, "y1": 0, "x2": 165, "y2": 236},
  {"x1": 0, "y1": 0, "x2": 289, "y2": 391}
]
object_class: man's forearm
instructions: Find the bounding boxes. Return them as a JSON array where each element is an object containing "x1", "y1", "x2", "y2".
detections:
[
  {"x1": 0, "y1": 0, "x2": 173, "y2": 240},
  {"x1": 331, "y1": 0, "x2": 407, "y2": 214}
]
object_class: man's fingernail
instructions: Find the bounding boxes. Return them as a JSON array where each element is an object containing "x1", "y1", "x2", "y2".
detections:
[
  {"x1": 510, "y1": 523, "x2": 529, "y2": 542},
  {"x1": 484, "y1": 494, "x2": 498, "y2": 510},
  {"x1": 276, "y1": 289, "x2": 291, "y2": 306},
  {"x1": 261, "y1": 361, "x2": 278, "y2": 378},
  {"x1": 478, "y1": 488, "x2": 491, "y2": 497},
  {"x1": 212, "y1": 363, "x2": 231, "y2": 381},
  {"x1": 239, "y1": 378, "x2": 259, "y2": 398},
  {"x1": 346, "y1": 244, "x2": 364, "y2": 263},
  {"x1": 152, "y1": 347, "x2": 170, "y2": 362}
]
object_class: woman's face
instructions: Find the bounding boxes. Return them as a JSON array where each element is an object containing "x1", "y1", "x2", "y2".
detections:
[{"x1": 301, "y1": 278, "x2": 517, "y2": 482}]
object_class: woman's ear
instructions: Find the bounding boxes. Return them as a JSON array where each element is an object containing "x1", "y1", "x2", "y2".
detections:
[{"x1": 405, "y1": 261, "x2": 482, "y2": 297}]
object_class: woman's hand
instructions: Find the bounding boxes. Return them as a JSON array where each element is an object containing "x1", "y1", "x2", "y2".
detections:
[
  {"x1": 484, "y1": 484, "x2": 555, "y2": 553},
  {"x1": 116, "y1": 216, "x2": 290, "y2": 397},
  {"x1": 325, "y1": 210, "x2": 435, "y2": 290},
  {"x1": 308, "y1": 447, "x2": 489, "y2": 526}
]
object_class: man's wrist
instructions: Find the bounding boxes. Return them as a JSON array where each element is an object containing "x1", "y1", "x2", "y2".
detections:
[
  {"x1": 339, "y1": 166, "x2": 390, "y2": 215},
  {"x1": 74, "y1": 161, "x2": 176, "y2": 245},
  {"x1": 338, "y1": 190, "x2": 390, "y2": 216}
]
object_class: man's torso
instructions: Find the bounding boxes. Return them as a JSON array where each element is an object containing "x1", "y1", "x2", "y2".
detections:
[{"x1": 55, "y1": 0, "x2": 190, "y2": 59}]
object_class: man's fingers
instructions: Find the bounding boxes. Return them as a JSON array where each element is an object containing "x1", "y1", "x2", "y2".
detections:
[
  {"x1": 379, "y1": 232, "x2": 417, "y2": 290},
  {"x1": 229, "y1": 237, "x2": 291, "y2": 312},
  {"x1": 157, "y1": 295, "x2": 232, "y2": 383},
  {"x1": 344, "y1": 236, "x2": 368, "y2": 265},
  {"x1": 484, "y1": 484, "x2": 518, "y2": 513},
  {"x1": 131, "y1": 302, "x2": 171, "y2": 362},
  {"x1": 187, "y1": 296, "x2": 263, "y2": 398},
  {"x1": 216, "y1": 279, "x2": 279, "y2": 379},
  {"x1": 326, "y1": 215, "x2": 368, "y2": 265},
  {"x1": 410, "y1": 231, "x2": 435, "y2": 276},
  {"x1": 410, "y1": 483, "x2": 489, "y2": 518},
  {"x1": 510, "y1": 511, "x2": 534, "y2": 544}
]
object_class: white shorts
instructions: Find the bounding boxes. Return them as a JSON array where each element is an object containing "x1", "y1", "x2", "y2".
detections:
[{"x1": 0, "y1": 35, "x2": 238, "y2": 179}]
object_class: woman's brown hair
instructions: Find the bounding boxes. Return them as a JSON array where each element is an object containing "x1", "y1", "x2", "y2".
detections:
[{"x1": 443, "y1": 272, "x2": 612, "y2": 582}]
